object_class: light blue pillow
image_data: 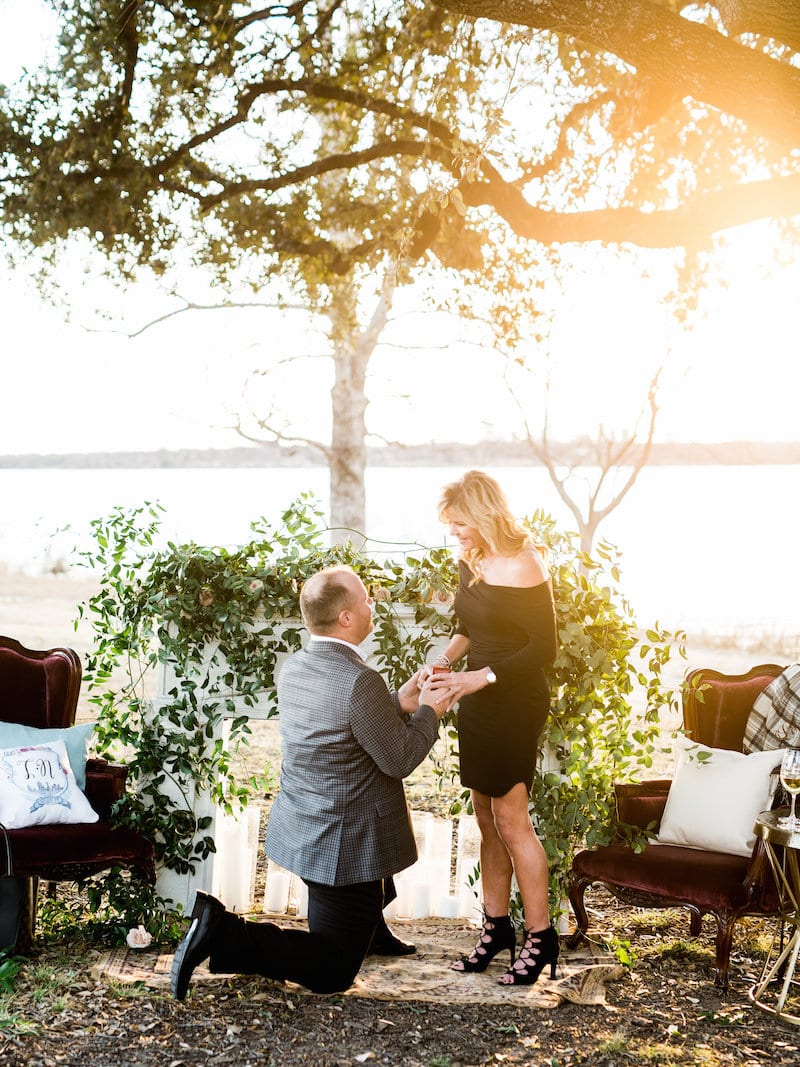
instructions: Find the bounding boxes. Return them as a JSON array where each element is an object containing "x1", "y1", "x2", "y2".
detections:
[{"x1": 0, "y1": 722, "x2": 95, "y2": 789}]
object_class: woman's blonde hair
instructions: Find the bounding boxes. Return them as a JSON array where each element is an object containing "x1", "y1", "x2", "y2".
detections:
[{"x1": 438, "y1": 470, "x2": 532, "y2": 580}]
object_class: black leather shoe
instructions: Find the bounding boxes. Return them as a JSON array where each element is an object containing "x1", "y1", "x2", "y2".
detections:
[
  {"x1": 368, "y1": 926, "x2": 416, "y2": 957},
  {"x1": 170, "y1": 891, "x2": 227, "y2": 1001}
]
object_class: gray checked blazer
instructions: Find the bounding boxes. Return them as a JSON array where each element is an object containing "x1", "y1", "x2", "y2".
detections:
[{"x1": 264, "y1": 640, "x2": 439, "y2": 886}]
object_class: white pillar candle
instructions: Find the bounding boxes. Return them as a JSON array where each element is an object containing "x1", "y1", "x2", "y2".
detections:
[
  {"x1": 412, "y1": 811, "x2": 434, "y2": 869},
  {"x1": 224, "y1": 846, "x2": 253, "y2": 913},
  {"x1": 214, "y1": 813, "x2": 248, "y2": 910},
  {"x1": 264, "y1": 870, "x2": 291, "y2": 914},
  {"x1": 427, "y1": 817, "x2": 454, "y2": 905},
  {"x1": 412, "y1": 881, "x2": 432, "y2": 919},
  {"x1": 291, "y1": 877, "x2": 309, "y2": 919},
  {"x1": 221, "y1": 811, "x2": 252, "y2": 911},
  {"x1": 394, "y1": 877, "x2": 414, "y2": 918},
  {"x1": 246, "y1": 805, "x2": 261, "y2": 851},
  {"x1": 457, "y1": 885, "x2": 480, "y2": 922},
  {"x1": 439, "y1": 894, "x2": 459, "y2": 918}
]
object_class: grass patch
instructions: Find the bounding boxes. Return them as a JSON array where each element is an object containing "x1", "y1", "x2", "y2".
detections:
[
  {"x1": 628, "y1": 909, "x2": 684, "y2": 933},
  {"x1": 597, "y1": 1029, "x2": 628, "y2": 1054},
  {"x1": 0, "y1": 999, "x2": 39, "y2": 1035},
  {"x1": 643, "y1": 938, "x2": 713, "y2": 964},
  {"x1": 596, "y1": 1035, "x2": 719, "y2": 1067},
  {"x1": 732, "y1": 918, "x2": 774, "y2": 957},
  {"x1": 27, "y1": 961, "x2": 79, "y2": 1001},
  {"x1": 105, "y1": 979, "x2": 152, "y2": 999}
]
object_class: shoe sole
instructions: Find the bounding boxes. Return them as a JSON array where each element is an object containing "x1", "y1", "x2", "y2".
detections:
[{"x1": 170, "y1": 917, "x2": 199, "y2": 1001}]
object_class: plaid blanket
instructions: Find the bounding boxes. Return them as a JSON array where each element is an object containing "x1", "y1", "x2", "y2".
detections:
[{"x1": 743, "y1": 663, "x2": 800, "y2": 753}]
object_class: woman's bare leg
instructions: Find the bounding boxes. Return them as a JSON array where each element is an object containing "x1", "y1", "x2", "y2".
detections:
[
  {"x1": 471, "y1": 788, "x2": 514, "y2": 915},
  {"x1": 491, "y1": 782, "x2": 549, "y2": 931}
]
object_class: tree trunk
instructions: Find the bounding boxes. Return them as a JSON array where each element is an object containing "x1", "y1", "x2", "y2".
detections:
[
  {"x1": 326, "y1": 276, "x2": 395, "y2": 541},
  {"x1": 329, "y1": 326, "x2": 368, "y2": 541}
]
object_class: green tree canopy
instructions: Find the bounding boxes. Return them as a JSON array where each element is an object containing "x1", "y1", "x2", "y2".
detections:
[
  {"x1": 4, "y1": 2, "x2": 797, "y2": 282},
  {"x1": 1, "y1": 1, "x2": 797, "y2": 534}
]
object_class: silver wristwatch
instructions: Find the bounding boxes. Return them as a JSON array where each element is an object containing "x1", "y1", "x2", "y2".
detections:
[{"x1": 485, "y1": 667, "x2": 497, "y2": 684}]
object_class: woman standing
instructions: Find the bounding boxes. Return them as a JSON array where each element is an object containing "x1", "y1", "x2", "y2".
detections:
[{"x1": 426, "y1": 470, "x2": 558, "y2": 986}]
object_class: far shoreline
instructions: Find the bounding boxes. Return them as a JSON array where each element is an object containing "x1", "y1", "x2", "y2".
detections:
[{"x1": 2, "y1": 439, "x2": 800, "y2": 470}]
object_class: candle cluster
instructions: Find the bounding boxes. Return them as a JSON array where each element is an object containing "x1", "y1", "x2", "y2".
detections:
[
  {"x1": 261, "y1": 812, "x2": 483, "y2": 923},
  {"x1": 210, "y1": 806, "x2": 261, "y2": 913}
]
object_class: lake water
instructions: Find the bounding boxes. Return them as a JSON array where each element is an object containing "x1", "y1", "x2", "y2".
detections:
[{"x1": 1, "y1": 463, "x2": 799, "y2": 640}]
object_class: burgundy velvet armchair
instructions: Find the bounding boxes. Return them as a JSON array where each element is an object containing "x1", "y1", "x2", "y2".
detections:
[
  {"x1": 0, "y1": 636, "x2": 155, "y2": 953},
  {"x1": 568, "y1": 664, "x2": 785, "y2": 990}
]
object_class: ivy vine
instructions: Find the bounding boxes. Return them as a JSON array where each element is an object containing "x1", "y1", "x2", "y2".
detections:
[{"x1": 69, "y1": 495, "x2": 683, "y2": 939}]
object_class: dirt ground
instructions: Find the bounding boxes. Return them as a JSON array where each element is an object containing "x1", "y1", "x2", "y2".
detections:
[
  {"x1": 4, "y1": 894, "x2": 800, "y2": 1067},
  {"x1": 2, "y1": 571, "x2": 799, "y2": 1066}
]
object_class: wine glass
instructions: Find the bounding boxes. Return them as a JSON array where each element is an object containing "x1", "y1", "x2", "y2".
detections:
[{"x1": 779, "y1": 748, "x2": 800, "y2": 830}]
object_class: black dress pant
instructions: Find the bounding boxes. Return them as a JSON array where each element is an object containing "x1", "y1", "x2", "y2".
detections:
[{"x1": 208, "y1": 877, "x2": 389, "y2": 994}]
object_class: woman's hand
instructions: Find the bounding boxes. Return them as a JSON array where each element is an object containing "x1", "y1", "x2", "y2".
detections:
[{"x1": 425, "y1": 668, "x2": 491, "y2": 709}]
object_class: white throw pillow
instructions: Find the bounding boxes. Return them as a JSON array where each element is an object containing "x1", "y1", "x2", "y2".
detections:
[
  {"x1": 0, "y1": 721, "x2": 95, "y2": 789},
  {"x1": 657, "y1": 735, "x2": 784, "y2": 857},
  {"x1": 0, "y1": 740, "x2": 99, "y2": 829}
]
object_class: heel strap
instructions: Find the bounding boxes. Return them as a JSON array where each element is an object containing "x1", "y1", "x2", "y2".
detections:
[{"x1": 482, "y1": 910, "x2": 512, "y2": 927}]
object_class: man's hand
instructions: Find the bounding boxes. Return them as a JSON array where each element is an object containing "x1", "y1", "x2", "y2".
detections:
[
  {"x1": 418, "y1": 678, "x2": 451, "y2": 720},
  {"x1": 397, "y1": 669, "x2": 425, "y2": 714}
]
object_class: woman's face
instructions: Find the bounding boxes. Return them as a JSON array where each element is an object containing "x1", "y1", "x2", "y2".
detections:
[{"x1": 444, "y1": 510, "x2": 488, "y2": 554}]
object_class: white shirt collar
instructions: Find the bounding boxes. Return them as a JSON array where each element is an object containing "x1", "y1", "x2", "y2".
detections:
[{"x1": 308, "y1": 635, "x2": 366, "y2": 661}]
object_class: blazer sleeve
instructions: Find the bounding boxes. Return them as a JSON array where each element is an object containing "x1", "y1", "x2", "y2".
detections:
[{"x1": 349, "y1": 669, "x2": 439, "y2": 779}]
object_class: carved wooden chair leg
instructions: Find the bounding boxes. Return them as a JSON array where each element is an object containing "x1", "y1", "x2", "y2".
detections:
[
  {"x1": 566, "y1": 874, "x2": 592, "y2": 949},
  {"x1": 714, "y1": 914, "x2": 737, "y2": 991},
  {"x1": 689, "y1": 910, "x2": 702, "y2": 937}
]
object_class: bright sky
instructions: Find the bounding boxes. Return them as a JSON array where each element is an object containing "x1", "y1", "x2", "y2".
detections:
[{"x1": 2, "y1": 0, "x2": 799, "y2": 457}]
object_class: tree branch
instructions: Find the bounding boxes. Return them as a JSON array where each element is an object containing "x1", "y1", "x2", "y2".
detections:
[
  {"x1": 435, "y1": 0, "x2": 800, "y2": 148},
  {"x1": 194, "y1": 139, "x2": 456, "y2": 210},
  {"x1": 461, "y1": 166, "x2": 800, "y2": 248},
  {"x1": 715, "y1": 0, "x2": 800, "y2": 53},
  {"x1": 229, "y1": 410, "x2": 332, "y2": 462},
  {"x1": 157, "y1": 78, "x2": 454, "y2": 173},
  {"x1": 106, "y1": 297, "x2": 316, "y2": 339}
]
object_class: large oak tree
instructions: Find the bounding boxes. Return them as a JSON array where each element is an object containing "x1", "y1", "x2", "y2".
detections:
[{"x1": 1, "y1": 1, "x2": 798, "y2": 531}]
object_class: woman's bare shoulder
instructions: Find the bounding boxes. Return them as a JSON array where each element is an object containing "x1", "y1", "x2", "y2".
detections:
[{"x1": 507, "y1": 546, "x2": 548, "y2": 587}]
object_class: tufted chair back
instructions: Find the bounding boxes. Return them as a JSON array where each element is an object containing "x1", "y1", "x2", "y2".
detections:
[
  {"x1": 0, "y1": 636, "x2": 82, "y2": 730},
  {"x1": 683, "y1": 664, "x2": 784, "y2": 751}
]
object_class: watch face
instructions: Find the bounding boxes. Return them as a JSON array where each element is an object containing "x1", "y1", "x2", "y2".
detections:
[{"x1": 486, "y1": 668, "x2": 497, "y2": 684}]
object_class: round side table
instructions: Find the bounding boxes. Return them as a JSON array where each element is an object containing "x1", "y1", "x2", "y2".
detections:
[{"x1": 749, "y1": 809, "x2": 800, "y2": 1025}]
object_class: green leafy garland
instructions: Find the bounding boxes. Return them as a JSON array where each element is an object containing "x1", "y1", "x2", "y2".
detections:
[{"x1": 70, "y1": 496, "x2": 683, "y2": 940}]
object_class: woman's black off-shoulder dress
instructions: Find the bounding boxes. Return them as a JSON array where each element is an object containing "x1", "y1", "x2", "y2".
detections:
[{"x1": 453, "y1": 559, "x2": 557, "y2": 797}]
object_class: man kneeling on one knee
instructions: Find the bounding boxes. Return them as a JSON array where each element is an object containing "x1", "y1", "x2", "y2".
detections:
[{"x1": 171, "y1": 565, "x2": 447, "y2": 999}]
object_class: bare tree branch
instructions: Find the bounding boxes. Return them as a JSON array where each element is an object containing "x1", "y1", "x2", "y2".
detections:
[
  {"x1": 506, "y1": 358, "x2": 665, "y2": 551},
  {"x1": 94, "y1": 298, "x2": 319, "y2": 339}
]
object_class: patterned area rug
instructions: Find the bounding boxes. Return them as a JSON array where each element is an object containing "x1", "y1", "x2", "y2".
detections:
[{"x1": 93, "y1": 918, "x2": 625, "y2": 1008}]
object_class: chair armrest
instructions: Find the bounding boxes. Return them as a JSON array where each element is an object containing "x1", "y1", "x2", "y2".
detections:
[
  {"x1": 614, "y1": 780, "x2": 672, "y2": 830},
  {"x1": 84, "y1": 758, "x2": 129, "y2": 820}
]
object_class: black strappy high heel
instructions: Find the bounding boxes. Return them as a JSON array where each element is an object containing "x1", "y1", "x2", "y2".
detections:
[
  {"x1": 497, "y1": 924, "x2": 559, "y2": 986},
  {"x1": 451, "y1": 911, "x2": 516, "y2": 973}
]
